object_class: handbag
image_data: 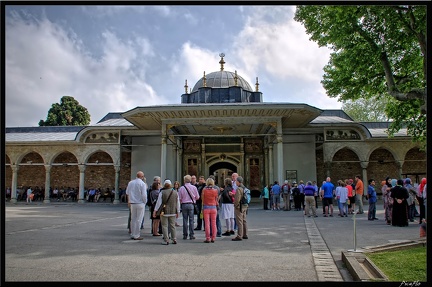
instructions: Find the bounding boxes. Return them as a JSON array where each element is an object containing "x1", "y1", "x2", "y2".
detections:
[
  {"x1": 156, "y1": 189, "x2": 173, "y2": 216},
  {"x1": 184, "y1": 185, "x2": 198, "y2": 214}
]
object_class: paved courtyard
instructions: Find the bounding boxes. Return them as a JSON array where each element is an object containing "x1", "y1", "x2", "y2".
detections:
[{"x1": 3, "y1": 199, "x2": 424, "y2": 282}]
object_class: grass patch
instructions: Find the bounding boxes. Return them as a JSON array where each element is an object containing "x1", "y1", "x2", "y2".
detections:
[{"x1": 366, "y1": 245, "x2": 427, "y2": 282}]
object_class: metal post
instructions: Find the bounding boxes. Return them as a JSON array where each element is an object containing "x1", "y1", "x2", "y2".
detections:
[{"x1": 348, "y1": 212, "x2": 363, "y2": 252}]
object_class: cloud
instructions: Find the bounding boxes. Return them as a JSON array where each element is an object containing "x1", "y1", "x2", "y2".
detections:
[{"x1": 5, "y1": 12, "x2": 162, "y2": 127}]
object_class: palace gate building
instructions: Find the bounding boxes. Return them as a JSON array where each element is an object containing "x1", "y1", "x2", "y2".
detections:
[{"x1": 4, "y1": 55, "x2": 426, "y2": 203}]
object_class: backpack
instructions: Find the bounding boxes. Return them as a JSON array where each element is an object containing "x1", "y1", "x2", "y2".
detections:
[
  {"x1": 146, "y1": 188, "x2": 153, "y2": 206},
  {"x1": 240, "y1": 187, "x2": 251, "y2": 205}
]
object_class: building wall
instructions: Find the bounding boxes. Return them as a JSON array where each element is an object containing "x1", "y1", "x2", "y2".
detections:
[{"x1": 280, "y1": 135, "x2": 317, "y2": 184}]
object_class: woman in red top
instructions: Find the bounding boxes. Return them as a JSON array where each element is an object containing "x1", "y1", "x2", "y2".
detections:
[
  {"x1": 201, "y1": 177, "x2": 219, "y2": 243},
  {"x1": 345, "y1": 179, "x2": 354, "y2": 214}
]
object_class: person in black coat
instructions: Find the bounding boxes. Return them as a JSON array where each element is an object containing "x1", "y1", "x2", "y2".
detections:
[{"x1": 390, "y1": 179, "x2": 409, "y2": 227}]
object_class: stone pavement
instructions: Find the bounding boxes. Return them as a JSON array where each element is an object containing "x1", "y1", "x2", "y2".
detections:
[{"x1": 3, "y1": 198, "x2": 425, "y2": 282}]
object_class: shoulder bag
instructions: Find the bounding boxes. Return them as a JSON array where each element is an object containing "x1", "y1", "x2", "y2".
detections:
[
  {"x1": 184, "y1": 185, "x2": 199, "y2": 214},
  {"x1": 156, "y1": 189, "x2": 173, "y2": 216}
]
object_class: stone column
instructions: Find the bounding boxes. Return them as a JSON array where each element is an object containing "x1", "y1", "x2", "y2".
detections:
[
  {"x1": 276, "y1": 135, "x2": 284, "y2": 183},
  {"x1": 264, "y1": 147, "x2": 269, "y2": 185},
  {"x1": 360, "y1": 161, "x2": 369, "y2": 195},
  {"x1": 161, "y1": 135, "x2": 167, "y2": 180},
  {"x1": 10, "y1": 164, "x2": 19, "y2": 203},
  {"x1": 397, "y1": 160, "x2": 404, "y2": 179},
  {"x1": 113, "y1": 165, "x2": 120, "y2": 204},
  {"x1": 268, "y1": 145, "x2": 274, "y2": 183},
  {"x1": 78, "y1": 164, "x2": 86, "y2": 204},
  {"x1": 176, "y1": 139, "x2": 182, "y2": 182},
  {"x1": 43, "y1": 165, "x2": 52, "y2": 203},
  {"x1": 201, "y1": 141, "x2": 206, "y2": 176}
]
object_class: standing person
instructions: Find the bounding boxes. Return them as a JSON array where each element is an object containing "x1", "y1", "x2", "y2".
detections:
[
  {"x1": 178, "y1": 175, "x2": 199, "y2": 240},
  {"x1": 6, "y1": 187, "x2": 11, "y2": 201},
  {"x1": 262, "y1": 183, "x2": 270, "y2": 210},
  {"x1": 281, "y1": 180, "x2": 291, "y2": 211},
  {"x1": 232, "y1": 176, "x2": 248, "y2": 241},
  {"x1": 298, "y1": 180, "x2": 306, "y2": 212},
  {"x1": 320, "y1": 177, "x2": 335, "y2": 217},
  {"x1": 201, "y1": 177, "x2": 219, "y2": 243},
  {"x1": 194, "y1": 176, "x2": 206, "y2": 231},
  {"x1": 404, "y1": 178, "x2": 417, "y2": 223},
  {"x1": 319, "y1": 181, "x2": 326, "y2": 214},
  {"x1": 221, "y1": 178, "x2": 235, "y2": 236},
  {"x1": 126, "y1": 171, "x2": 147, "y2": 240},
  {"x1": 304, "y1": 181, "x2": 317, "y2": 217},
  {"x1": 367, "y1": 179, "x2": 378, "y2": 220},
  {"x1": 292, "y1": 182, "x2": 301, "y2": 211},
  {"x1": 149, "y1": 182, "x2": 162, "y2": 236},
  {"x1": 390, "y1": 179, "x2": 409, "y2": 227},
  {"x1": 417, "y1": 178, "x2": 426, "y2": 224},
  {"x1": 312, "y1": 181, "x2": 319, "y2": 209},
  {"x1": 271, "y1": 181, "x2": 281, "y2": 210},
  {"x1": 336, "y1": 180, "x2": 348, "y2": 217},
  {"x1": 383, "y1": 177, "x2": 393, "y2": 224},
  {"x1": 209, "y1": 175, "x2": 222, "y2": 238},
  {"x1": 153, "y1": 180, "x2": 180, "y2": 245},
  {"x1": 26, "y1": 186, "x2": 33, "y2": 203},
  {"x1": 348, "y1": 179, "x2": 356, "y2": 214},
  {"x1": 173, "y1": 181, "x2": 181, "y2": 227},
  {"x1": 231, "y1": 173, "x2": 239, "y2": 231},
  {"x1": 269, "y1": 184, "x2": 274, "y2": 210},
  {"x1": 345, "y1": 179, "x2": 354, "y2": 214},
  {"x1": 354, "y1": 175, "x2": 364, "y2": 214}
]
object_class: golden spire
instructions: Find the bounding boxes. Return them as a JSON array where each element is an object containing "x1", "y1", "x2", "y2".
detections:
[
  {"x1": 219, "y1": 53, "x2": 225, "y2": 71},
  {"x1": 184, "y1": 79, "x2": 188, "y2": 94},
  {"x1": 203, "y1": 71, "x2": 207, "y2": 87},
  {"x1": 234, "y1": 70, "x2": 238, "y2": 86},
  {"x1": 255, "y1": 77, "x2": 259, "y2": 92}
]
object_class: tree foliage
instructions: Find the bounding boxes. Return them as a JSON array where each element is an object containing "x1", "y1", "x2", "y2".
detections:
[
  {"x1": 342, "y1": 95, "x2": 396, "y2": 122},
  {"x1": 39, "y1": 96, "x2": 90, "y2": 126},
  {"x1": 294, "y1": 5, "x2": 426, "y2": 147}
]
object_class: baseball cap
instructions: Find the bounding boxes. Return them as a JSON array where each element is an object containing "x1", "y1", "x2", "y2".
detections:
[{"x1": 164, "y1": 179, "x2": 172, "y2": 186}]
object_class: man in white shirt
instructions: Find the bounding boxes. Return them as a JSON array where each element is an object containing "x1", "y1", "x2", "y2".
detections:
[{"x1": 126, "y1": 171, "x2": 147, "y2": 240}]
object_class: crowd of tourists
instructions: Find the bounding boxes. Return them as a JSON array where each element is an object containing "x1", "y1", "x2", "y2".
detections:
[
  {"x1": 125, "y1": 171, "x2": 250, "y2": 245},
  {"x1": 262, "y1": 175, "x2": 427, "y2": 229}
]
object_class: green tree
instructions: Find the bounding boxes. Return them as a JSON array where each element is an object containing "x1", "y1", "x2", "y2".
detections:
[
  {"x1": 39, "y1": 96, "x2": 90, "y2": 126},
  {"x1": 294, "y1": 5, "x2": 426, "y2": 147},
  {"x1": 342, "y1": 95, "x2": 396, "y2": 122}
]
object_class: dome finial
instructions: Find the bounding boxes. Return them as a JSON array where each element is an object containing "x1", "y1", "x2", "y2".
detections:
[
  {"x1": 255, "y1": 77, "x2": 259, "y2": 92},
  {"x1": 234, "y1": 70, "x2": 238, "y2": 86},
  {"x1": 203, "y1": 71, "x2": 207, "y2": 87},
  {"x1": 219, "y1": 53, "x2": 225, "y2": 71},
  {"x1": 184, "y1": 79, "x2": 189, "y2": 94}
]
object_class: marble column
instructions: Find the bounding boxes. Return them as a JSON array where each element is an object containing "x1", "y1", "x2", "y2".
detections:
[
  {"x1": 176, "y1": 139, "x2": 182, "y2": 182},
  {"x1": 397, "y1": 160, "x2": 404, "y2": 179},
  {"x1": 78, "y1": 164, "x2": 86, "y2": 204},
  {"x1": 160, "y1": 124, "x2": 167, "y2": 180},
  {"x1": 276, "y1": 135, "x2": 284, "y2": 183},
  {"x1": 113, "y1": 165, "x2": 120, "y2": 204},
  {"x1": 43, "y1": 165, "x2": 52, "y2": 203},
  {"x1": 10, "y1": 164, "x2": 19, "y2": 203},
  {"x1": 268, "y1": 145, "x2": 274, "y2": 183},
  {"x1": 360, "y1": 161, "x2": 369, "y2": 195},
  {"x1": 264, "y1": 147, "x2": 269, "y2": 185}
]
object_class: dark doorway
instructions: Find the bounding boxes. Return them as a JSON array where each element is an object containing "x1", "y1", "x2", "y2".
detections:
[{"x1": 209, "y1": 162, "x2": 237, "y2": 187}]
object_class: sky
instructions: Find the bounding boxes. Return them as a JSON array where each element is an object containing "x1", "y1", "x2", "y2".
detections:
[{"x1": 4, "y1": 5, "x2": 342, "y2": 127}]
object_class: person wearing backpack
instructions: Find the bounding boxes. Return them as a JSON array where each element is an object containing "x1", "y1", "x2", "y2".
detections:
[
  {"x1": 281, "y1": 180, "x2": 291, "y2": 211},
  {"x1": 232, "y1": 176, "x2": 249, "y2": 241}
]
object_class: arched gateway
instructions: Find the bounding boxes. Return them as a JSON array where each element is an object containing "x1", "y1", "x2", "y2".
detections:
[{"x1": 5, "y1": 54, "x2": 426, "y2": 203}]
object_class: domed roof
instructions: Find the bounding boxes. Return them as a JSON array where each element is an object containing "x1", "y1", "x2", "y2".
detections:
[{"x1": 191, "y1": 70, "x2": 253, "y2": 92}]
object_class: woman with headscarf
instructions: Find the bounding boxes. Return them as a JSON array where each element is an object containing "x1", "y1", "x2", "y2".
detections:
[
  {"x1": 404, "y1": 178, "x2": 418, "y2": 223},
  {"x1": 390, "y1": 179, "x2": 409, "y2": 227},
  {"x1": 382, "y1": 177, "x2": 393, "y2": 225},
  {"x1": 417, "y1": 178, "x2": 427, "y2": 224}
]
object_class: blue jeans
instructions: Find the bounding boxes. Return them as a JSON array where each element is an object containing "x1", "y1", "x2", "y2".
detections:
[
  {"x1": 368, "y1": 202, "x2": 376, "y2": 220},
  {"x1": 181, "y1": 203, "x2": 195, "y2": 238}
]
